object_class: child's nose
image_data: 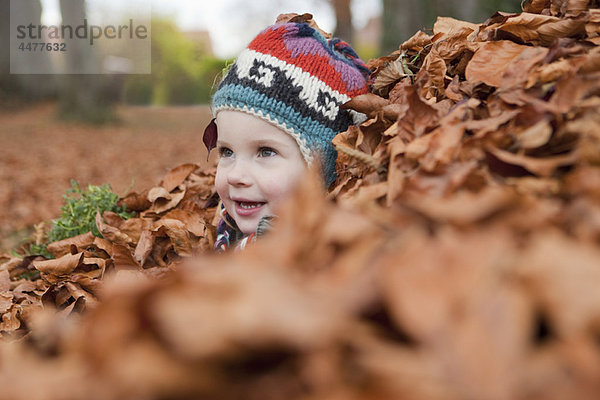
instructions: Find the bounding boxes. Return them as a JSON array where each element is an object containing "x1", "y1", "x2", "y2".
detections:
[{"x1": 226, "y1": 160, "x2": 252, "y2": 187}]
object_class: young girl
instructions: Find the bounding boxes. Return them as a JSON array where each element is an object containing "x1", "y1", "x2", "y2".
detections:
[{"x1": 204, "y1": 18, "x2": 371, "y2": 251}]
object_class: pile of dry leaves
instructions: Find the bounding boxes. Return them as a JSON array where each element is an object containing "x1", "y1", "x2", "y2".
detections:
[
  {"x1": 1, "y1": 1, "x2": 600, "y2": 399},
  {"x1": 0, "y1": 104, "x2": 214, "y2": 246}
]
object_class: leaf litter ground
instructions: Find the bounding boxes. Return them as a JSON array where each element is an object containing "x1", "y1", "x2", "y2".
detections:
[{"x1": 2, "y1": 2, "x2": 600, "y2": 399}]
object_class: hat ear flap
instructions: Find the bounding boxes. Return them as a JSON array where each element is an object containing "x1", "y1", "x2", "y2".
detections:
[{"x1": 203, "y1": 118, "x2": 218, "y2": 159}]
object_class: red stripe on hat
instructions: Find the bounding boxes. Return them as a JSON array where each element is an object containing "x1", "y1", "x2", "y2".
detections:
[{"x1": 247, "y1": 25, "x2": 367, "y2": 97}]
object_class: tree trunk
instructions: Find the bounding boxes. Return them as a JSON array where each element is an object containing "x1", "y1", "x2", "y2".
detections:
[
  {"x1": 381, "y1": 0, "x2": 426, "y2": 55},
  {"x1": 0, "y1": 0, "x2": 15, "y2": 102},
  {"x1": 332, "y1": 0, "x2": 354, "y2": 43},
  {"x1": 0, "y1": 0, "x2": 10, "y2": 76},
  {"x1": 58, "y1": 0, "x2": 114, "y2": 123},
  {"x1": 0, "y1": 0, "x2": 56, "y2": 104}
]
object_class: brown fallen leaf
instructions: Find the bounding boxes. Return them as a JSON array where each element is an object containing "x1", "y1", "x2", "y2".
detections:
[
  {"x1": 102, "y1": 211, "x2": 126, "y2": 228},
  {"x1": 341, "y1": 93, "x2": 390, "y2": 117},
  {"x1": 46, "y1": 231, "x2": 95, "y2": 258},
  {"x1": 418, "y1": 49, "x2": 447, "y2": 100},
  {"x1": 33, "y1": 253, "x2": 84, "y2": 276},
  {"x1": 134, "y1": 230, "x2": 154, "y2": 267},
  {"x1": 148, "y1": 188, "x2": 186, "y2": 214},
  {"x1": 95, "y1": 212, "x2": 134, "y2": 246},
  {"x1": 162, "y1": 209, "x2": 206, "y2": 237},
  {"x1": 0, "y1": 269, "x2": 10, "y2": 292},
  {"x1": 117, "y1": 217, "x2": 147, "y2": 243},
  {"x1": 433, "y1": 16, "x2": 479, "y2": 36},
  {"x1": 526, "y1": 58, "x2": 584, "y2": 88},
  {"x1": 466, "y1": 41, "x2": 535, "y2": 87},
  {"x1": 111, "y1": 244, "x2": 142, "y2": 271},
  {"x1": 13, "y1": 280, "x2": 46, "y2": 303},
  {"x1": 275, "y1": 12, "x2": 332, "y2": 39},
  {"x1": 0, "y1": 292, "x2": 13, "y2": 314},
  {"x1": 402, "y1": 159, "x2": 483, "y2": 197},
  {"x1": 523, "y1": 0, "x2": 550, "y2": 14},
  {"x1": 92, "y1": 237, "x2": 113, "y2": 257},
  {"x1": 515, "y1": 118, "x2": 553, "y2": 149},
  {"x1": 65, "y1": 281, "x2": 98, "y2": 308},
  {"x1": 118, "y1": 189, "x2": 151, "y2": 212},
  {"x1": 565, "y1": 107, "x2": 600, "y2": 164},
  {"x1": 465, "y1": 110, "x2": 521, "y2": 139},
  {"x1": 147, "y1": 186, "x2": 171, "y2": 203},
  {"x1": 160, "y1": 163, "x2": 198, "y2": 193},
  {"x1": 490, "y1": 12, "x2": 586, "y2": 46},
  {"x1": 344, "y1": 181, "x2": 388, "y2": 207},
  {"x1": 419, "y1": 122, "x2": 466, "y2": 171},
  {"x1": 403, "y1": 186, "x2": 517, "y2": 225},
  {"x1": 391, "y1": 84, "x2": 440, "y2": 137},
  {"x1": 153, "y1": 219, "x2": 193, "y2": 257},
  {"x1": 499, "y1": 46, "x2": 550, "y2": 88},
  {"x1": 401, "y1": 30, "x2": 434, "y2": 51},
  {"x1": 78, "y1": 257, "x2": 107, "y2": 278},
  {"x1": 486, "y1": 145, "x2": 577, "y2": 177},
  {"x1": 150, "y1": 237, "x2": 173, "y2": 268},
  {"x1": 0, "y1": 305, "x2": 21, "y2": 332},
  {"x1": 581, "y1": 45, "x2": 600, "y2": 73}
]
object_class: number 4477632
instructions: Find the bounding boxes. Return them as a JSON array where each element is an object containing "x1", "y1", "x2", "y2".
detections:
[{"x1": 18, "y1": 42, "x2": 66, "y2": 52}]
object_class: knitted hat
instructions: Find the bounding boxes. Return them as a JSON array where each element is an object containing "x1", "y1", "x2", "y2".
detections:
[{"x1": 210, "y1": 21, "x2": 370, "y2": 185}]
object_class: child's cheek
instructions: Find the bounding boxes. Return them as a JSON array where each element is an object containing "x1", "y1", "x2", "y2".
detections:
[
  {"x1": 214, "y1": 167, "x2": 228, "y2": 200},
  {"x1": 264, "y1": 168, "x2": 303, "y2": 202}
]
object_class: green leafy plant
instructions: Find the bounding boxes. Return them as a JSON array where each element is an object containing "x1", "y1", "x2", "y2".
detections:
[{"x1": 29, "y1": 180, "x2": 134, "y2": 258}]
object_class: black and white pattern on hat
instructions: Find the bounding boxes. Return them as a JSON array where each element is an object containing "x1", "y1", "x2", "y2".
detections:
[
  {"x1": 315, "y1": 90, "x2": 341, "y2": 121},
  {"x1": 248, "y1": 60, "x2": 277, "y2": 87},
  {"x1": 220, "y1": 61, "x2": 352, "y2": 132}
]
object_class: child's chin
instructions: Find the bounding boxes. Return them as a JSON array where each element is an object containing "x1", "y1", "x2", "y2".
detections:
[
  {"x1": 236, "y1": 219, "x2": 260, "y2": 235},
  {"x1": 233, "y1": 210, "x2": 269, "y2": 235}
]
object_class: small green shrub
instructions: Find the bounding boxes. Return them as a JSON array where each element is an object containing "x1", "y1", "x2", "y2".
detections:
[{"x1": 29, "y1": 180, "x2": 134, "y2": 258}]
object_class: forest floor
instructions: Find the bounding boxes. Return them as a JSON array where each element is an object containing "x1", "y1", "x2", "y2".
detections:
[{"x1": 0, "y1": 102, "x2": 215, "y2": 253}]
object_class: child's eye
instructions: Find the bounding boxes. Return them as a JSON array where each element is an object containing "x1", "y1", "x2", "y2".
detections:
[
  {"x1": 218, "y1": 147, "x2": 234, "y2": 158},
  {"x1": 258, "y1": 147, "x2": 277, "y2": 157}
]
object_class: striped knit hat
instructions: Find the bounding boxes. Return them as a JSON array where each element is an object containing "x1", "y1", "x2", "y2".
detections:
[{"x1": 210, "y1": 21, "x2": 370, "y2": 185}]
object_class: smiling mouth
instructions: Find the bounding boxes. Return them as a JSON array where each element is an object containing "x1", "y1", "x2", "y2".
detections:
[{"x1": 236, "y1": 201, "x2": 266, "y2": 209}]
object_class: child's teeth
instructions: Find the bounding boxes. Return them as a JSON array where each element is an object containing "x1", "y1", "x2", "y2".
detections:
[{"x1": 240, "y1": 202, "x2": 261, "y2": 209}]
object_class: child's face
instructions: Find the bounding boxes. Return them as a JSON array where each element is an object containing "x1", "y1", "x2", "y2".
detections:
[{"x1": 215, "y1": 110, "x2": 306, "y2": 235}]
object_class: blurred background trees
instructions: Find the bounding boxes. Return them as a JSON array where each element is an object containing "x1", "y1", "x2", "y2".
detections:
[
  {"x1": 0, "y1": 0, "x2": 523, "y2": 122},
  {"x1": 122, "y1": 19, "x2": 228, "y2": 106},
  {"x1": 380, "y1": 0, "x2": 522, "y2": 54},
  {"x1": 57, "y1": 0, "x2": 115, "y2": 123},
  {"x1": 0, "y1": 0, "x2": 56, "y2": 104},
  {"x1": 332, "y1": 0, "x2": 354, "y2": 43}
]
